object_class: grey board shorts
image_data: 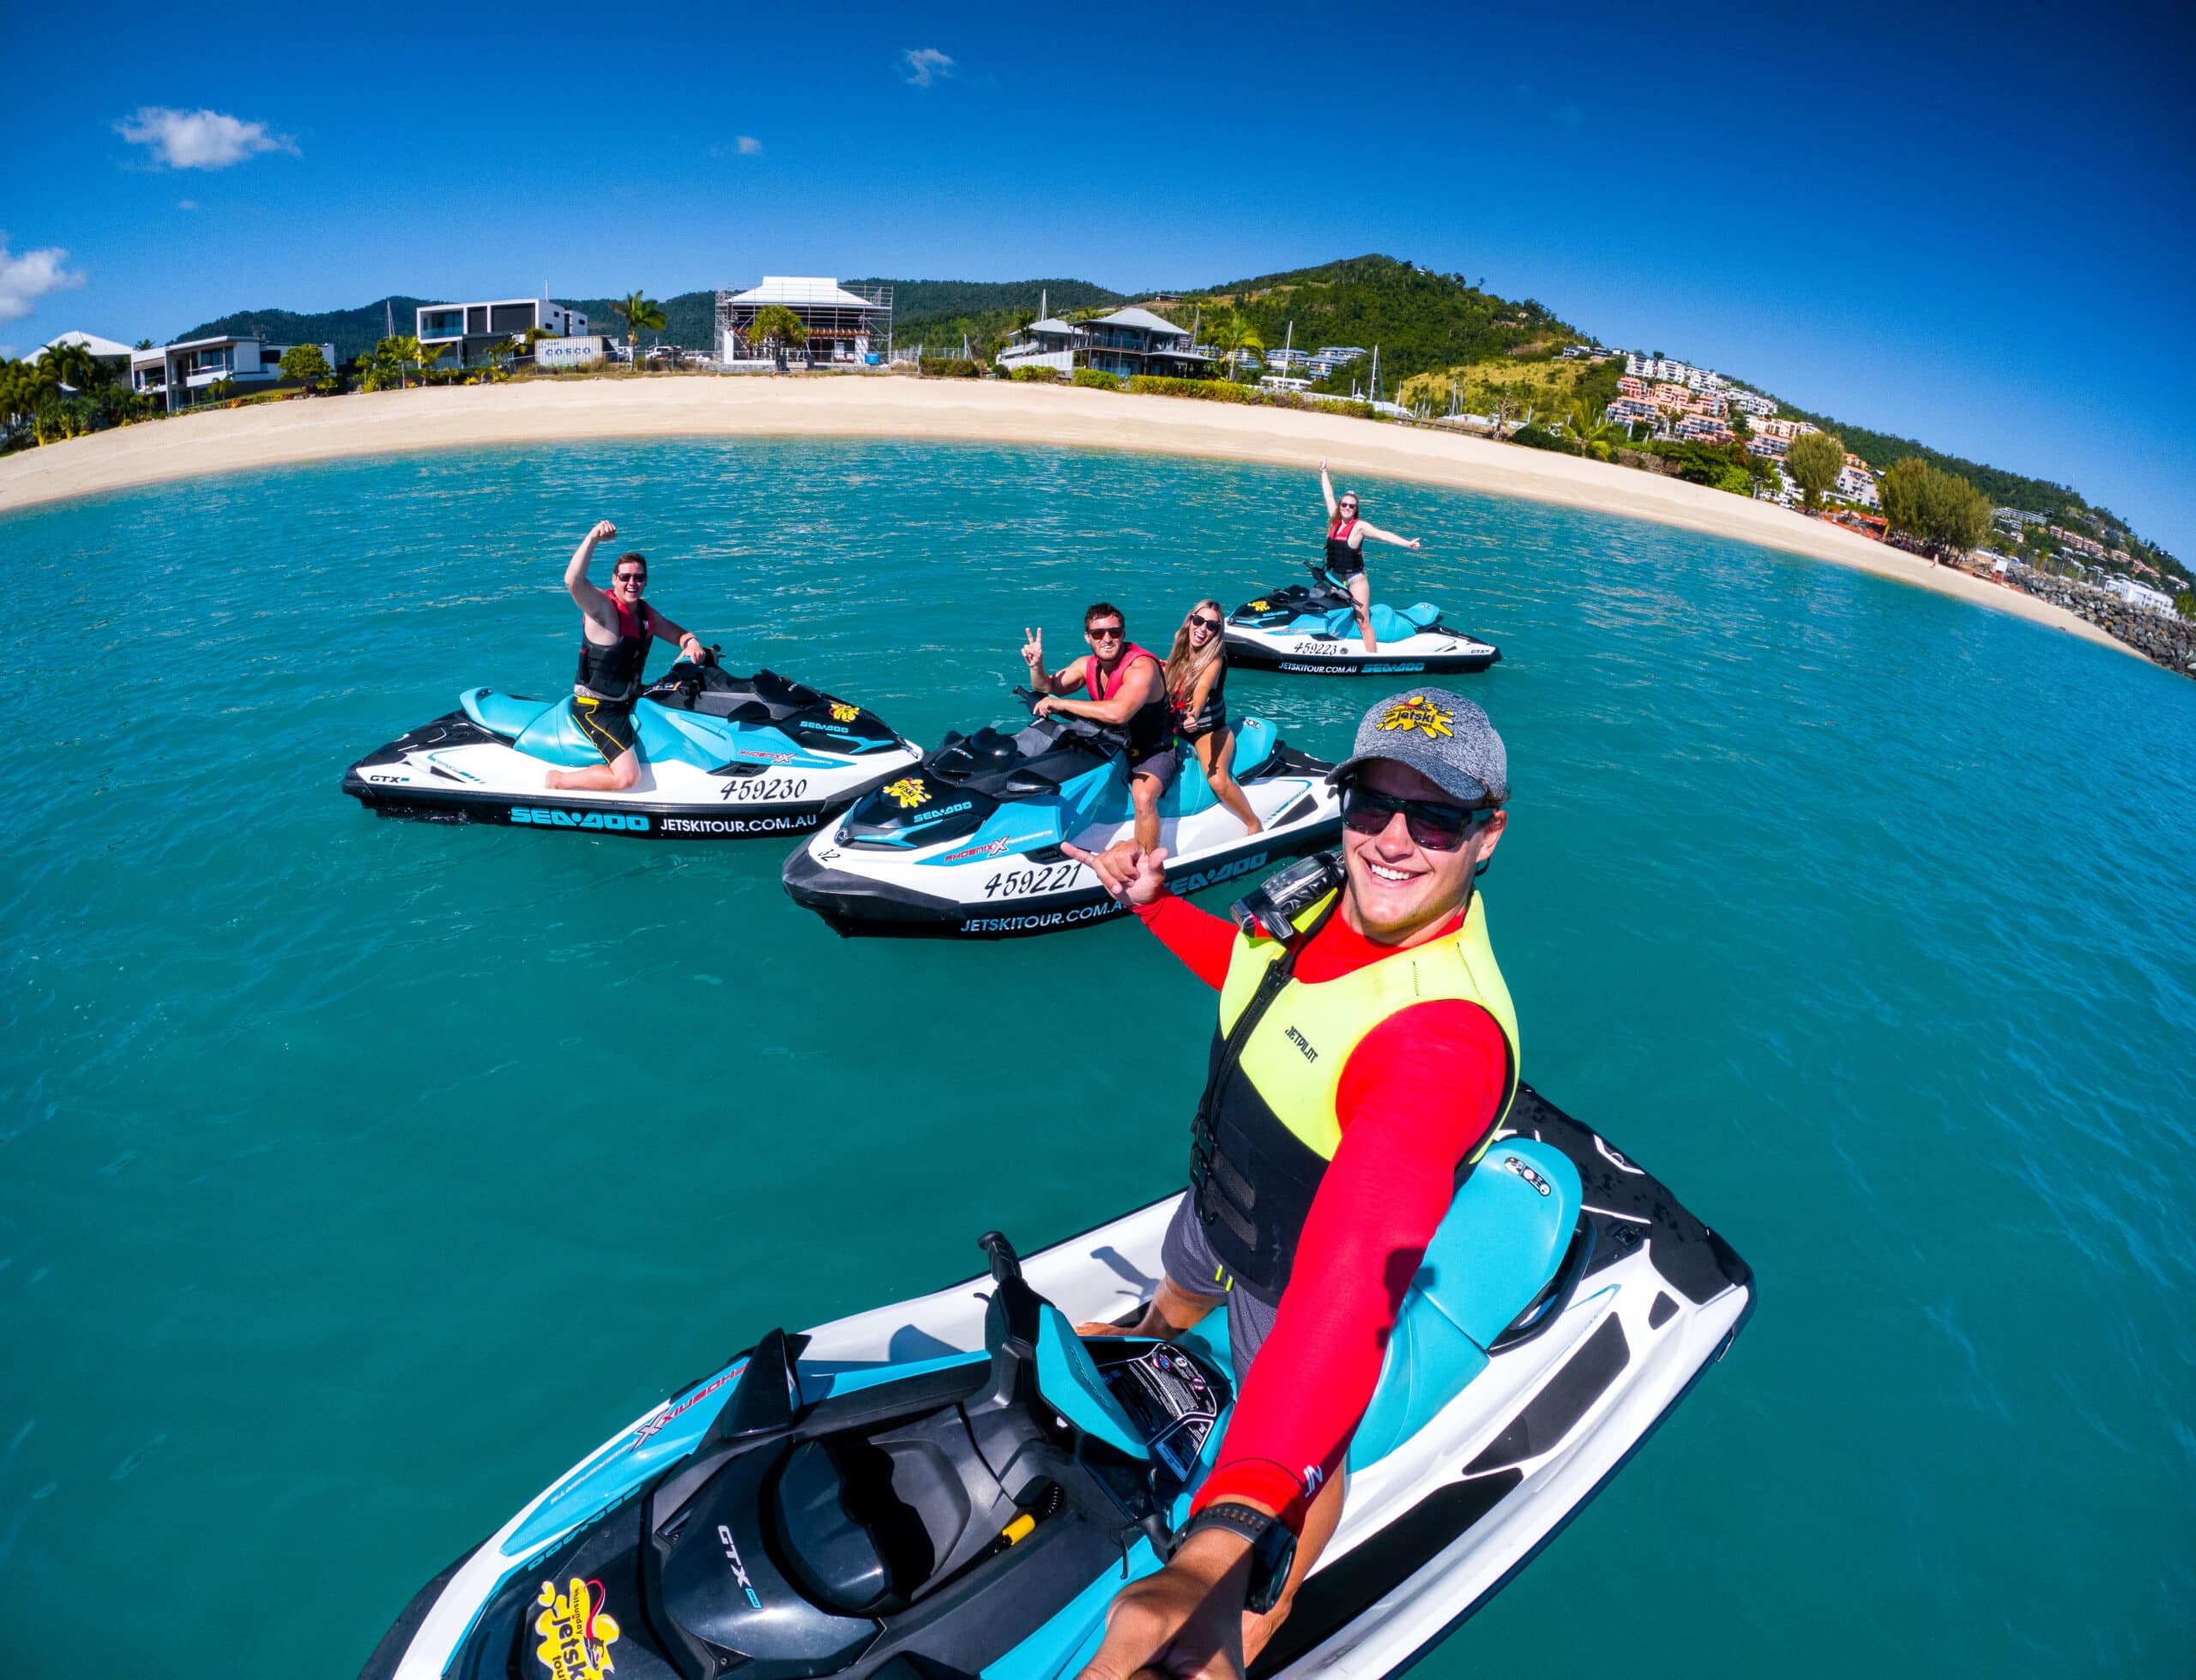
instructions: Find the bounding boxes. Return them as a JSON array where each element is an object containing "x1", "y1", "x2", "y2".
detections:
[
  {"x1": 1128, "y1": 744, "x2": 1179, "y2": 792},
  {"x1": 1161, "y1": 1193, "x2": 1280, "y2": 1379}
]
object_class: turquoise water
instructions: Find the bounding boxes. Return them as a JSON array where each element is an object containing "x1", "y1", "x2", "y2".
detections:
[{"x1": 4, "y1": 439, "x2": 2193, "y2": 1676}]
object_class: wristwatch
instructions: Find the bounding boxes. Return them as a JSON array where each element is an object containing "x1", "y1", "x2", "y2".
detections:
[{"x1": 1176, "y1": 1502, "x2": 1297, "y2": 1614}]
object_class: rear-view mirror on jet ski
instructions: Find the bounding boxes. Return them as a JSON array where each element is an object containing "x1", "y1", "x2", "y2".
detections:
[
  {"x1": 1227, "y1": 565, "x2": 1501, "y2": 677},
  {"x1": 781, "y1": 688, "x2": 1342, "y2": 939},
  {"x1": 341, "y1": 652, "x2": 923, "y2": 840},
  {"x1": 359, "y1": 1085, "x2": 1752, "y2": 1680}
]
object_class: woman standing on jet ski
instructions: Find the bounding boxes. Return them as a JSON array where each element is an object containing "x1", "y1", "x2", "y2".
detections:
[
  {"x1": 546, "y1": 521, "x2": 706, "y2": 792},
  {"x1": 1165, "y1": 599, "x2": 1260, "y2": 836},
  {"x1": 1320, "y1": 460, "x2": 1423, "y2": 654}
]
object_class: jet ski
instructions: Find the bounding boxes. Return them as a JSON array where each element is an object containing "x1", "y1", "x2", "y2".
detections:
[
  {"x1": 359, "y1": 1083, "x2": 1753, "y2": 1680},
  {"x1": 781, "y1": 692, "x2": 1339, "y2": 938},
  {"x1": 341, "y1": 653, "x2": 922, "y2": 840},
  {"x1": 1226, "y1": 567, "x2": 1500, "y2": 676}
]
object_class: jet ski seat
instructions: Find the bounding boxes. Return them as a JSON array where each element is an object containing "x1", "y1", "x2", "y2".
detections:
[
  {"x1": 1348, "y1": 1139, "x2": 1584, "y2": 1467},
  {"x1": 460, "y1": 687, "x2": 558, "y2": 739}
]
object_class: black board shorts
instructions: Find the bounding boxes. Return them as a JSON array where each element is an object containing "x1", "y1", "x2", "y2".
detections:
[
  {"x1": 572, "y1": 695, "x2": 637, "y2": 763},
  {"x1": 1127, "y1": 743, "x2": 1179, "y2": 791}
]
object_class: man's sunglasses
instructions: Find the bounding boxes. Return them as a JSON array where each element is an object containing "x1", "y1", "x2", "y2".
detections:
[
  {"x1": 1190, "y1": 615, "x2": 1222, "y2": 631},
  {"x1": 615, "y1": 573, "x2": 647, "y2": 585},
  {"x1": 1086, "y1": 624, "x2": 1125, "y2": 641},
  {"x1": 1339, "y1": 780, "x2": 1493, "y2": 852}
]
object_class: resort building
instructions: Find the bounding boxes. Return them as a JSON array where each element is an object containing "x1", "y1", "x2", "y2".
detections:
[
  {"x1": 39, "y1": 330, "x2": 135, "y2": 372},
  {"x1": 1605, "y1": 397, "x2": 1660, "y2": 430},
  {"x1": 1835, "y1": 456, "x2": 1882, "y2": 508},
  {"x1": 1265, "y1": 346, "x2": 1314, "y2": 373},
  {"x1": 1746, "y1": 433, "x2": 1789, "y2": 460},
  {"x1": 1078, "y1": 308, "x2": 1211, "y2": 379},
  {"x1": 1727, "y1": 389, "x2": 1778, "y2": 417},
  {"x1": 416, "y1": 299, "x2": 589, "y2": 367},
  {"x1": 714, "y1": 278, "x2": 893, "y2": 367},
  {"x1": 2102, "y1": 575, "x2": 2175, "y2": 614},
  {"x1": 1751, "y1": 416, "x2": 1819, "y2": 443},
  {"x1": 129, "y1": 333, "x2": 335, "y2": 412},
  {"x1": 995, "y1": 317, "x2": 1086, "y2": 375},
  {"x1": 1673, "y1": 414, "x2": 1736, "y2": 444}
]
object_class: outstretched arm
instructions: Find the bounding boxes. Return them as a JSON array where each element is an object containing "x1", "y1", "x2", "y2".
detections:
[
  {"x1": 1319, "y1": 460, "x2": 1337, "y2": 519},
  {"x1": 1354, "y1": 520, "x2": 1421, "y2": 551},
  {"x1": 1064, "y1": 842, "x2": 1235, "y2": 988},
  {"x1": 1021, "y1": 626, "x2": 1082, "y2": 696},
  {"x1": 564, "y1": 521, "x2": 619, "y2": 630},
  {"x1": 642, "y1": 604, "x2": 704, "y2": 664},
  {"x1": 1034, "y1": 655, "x2": 1160, "y2": 726}
]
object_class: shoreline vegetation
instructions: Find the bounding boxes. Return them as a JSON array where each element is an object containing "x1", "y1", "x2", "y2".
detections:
[{"x1": 0, "y1": 375, "x2": 2146, "y2": 662}]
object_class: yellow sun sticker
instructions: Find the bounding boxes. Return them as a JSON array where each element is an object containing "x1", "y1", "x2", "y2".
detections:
[
  {"x1": 828, "y1": 701, "x2": 860, "y2": 723},
  {"x1": 1247, "y1": 599, "x2": 1269, "y2": 611},
  {"x1": 534, "y1": 1577, "x2": 621, "y2": 1680},
  {"x1": 1377, "y1": 695, "x2": 1455, "y2": 739},
  {"x1": 883, "y1": 777, "x2": 930, "y2": 809}
]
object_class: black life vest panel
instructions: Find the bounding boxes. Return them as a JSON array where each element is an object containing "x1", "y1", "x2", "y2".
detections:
[
  {"x1": 576, "y1": 594, "x2": 652, "y2": 701},
  {"x1": 1324, "y1": 515, "x2": 1365, "y2": 580},
  {"x1": 1086, "y1": 643, "x2": 1173, "y2": 762},
  {"x1": 1173, "y1": 655, "x2": 1228, "y2": 737}
]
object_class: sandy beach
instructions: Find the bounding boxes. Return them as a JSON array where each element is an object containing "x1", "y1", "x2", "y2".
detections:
[{"x1": 0, "y1": 375, "x2": 2127, "y2": 656}]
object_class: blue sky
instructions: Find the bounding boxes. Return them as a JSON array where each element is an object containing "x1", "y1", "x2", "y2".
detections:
[{"x1": 4, "y1": 0, "x2": 2191, "y2": 552}]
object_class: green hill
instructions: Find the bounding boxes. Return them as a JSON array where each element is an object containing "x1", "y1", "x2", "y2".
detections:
[{"x1": 174, "y1": 297, "x2": 433, "y2": 364}]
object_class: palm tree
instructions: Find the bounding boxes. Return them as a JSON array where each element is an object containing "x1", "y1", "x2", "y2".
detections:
[
  {"x1": 1206, "y1": 310, "x2": 1264, "y2": 381},
  {"x1": 612, "y1": 292, "x2": 667, "y2": 370},
  {"x1": 745, "y1": 304, "x2": 808, "y2": 366},
  {"x1": 36, "y1": 341, "x2": 102, "y2": 394}
]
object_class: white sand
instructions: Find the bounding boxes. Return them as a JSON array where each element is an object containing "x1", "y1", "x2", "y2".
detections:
[{"x1": 0, "y1": 376, "x2": 2126, "y2": 656}]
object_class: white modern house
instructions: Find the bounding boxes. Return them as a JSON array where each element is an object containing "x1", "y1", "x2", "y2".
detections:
[
  {"x1": 416, "y1": 299, "x2": 589, "y2": 368},
  {"x1": 39, "y1": 330, "x2": 136, "y2": 370},
  {"x1": 995, "y1": 317, "x2": 1086, "y2": 374},
  {"x1": 714, "y1": 278, "x2": 893, "y2": 367},
  {"x1": 130, "y1": 334, "x2": 336, "y2": 412},
  {"x1": 2102, "y1": 575, "x2": 2175, "y2": 615}
]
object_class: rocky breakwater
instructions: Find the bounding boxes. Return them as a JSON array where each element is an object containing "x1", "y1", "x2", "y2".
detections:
[{"x1": 2001, "y1": 565, "x2": 2196, "y2": 680}]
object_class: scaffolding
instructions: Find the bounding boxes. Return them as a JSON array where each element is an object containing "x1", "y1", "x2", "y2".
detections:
[{"x1": 714, "y1": 280, "x2": 893, "y2": 365}]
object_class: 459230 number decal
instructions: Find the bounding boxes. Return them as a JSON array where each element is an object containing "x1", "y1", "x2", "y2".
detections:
[
  {"x1": 721, "y1": 776, "x2": 810, "y2": 804},
  {"x1": 982, "y1": 863, "x2": 1080, "y2": 899}
]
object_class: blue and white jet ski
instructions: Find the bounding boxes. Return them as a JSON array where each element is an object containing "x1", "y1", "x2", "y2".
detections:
[
  {"x1": 781, "y1": 693, "x2": 1339, "y2": 939},
  {"x1": 342, "y1": 656, "x2": 922, "y2": 840},
  {"x1": 1226, "y1": 568, "x2": 1500, "y2": 677},
  {"x1": 359, "y1": 1085, "x2": 1752, "y2": 1680}
]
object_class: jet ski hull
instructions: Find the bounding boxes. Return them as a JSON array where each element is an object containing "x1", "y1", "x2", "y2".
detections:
[
  {"x1": 1223, "y1": 623, "x2": 1502, "y2": 677},
  {"x1": 360, "y1": 1085, "x2": 1751, "y2": 1680},
  {"x1": 342, "y1": 665, "x2": 924, "y2": 840},
  {"x1": 341, "y1": 713, "x2": 916, "y2": 840}
]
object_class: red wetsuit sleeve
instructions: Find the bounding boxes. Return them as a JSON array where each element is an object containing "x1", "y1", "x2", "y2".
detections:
[
  {"x1": 1189, "y1": 998, "x2": 1508, "y2": 1528},
  {"x1": 1131, "y1": 889, "x2": 1236, "y2": 991}
]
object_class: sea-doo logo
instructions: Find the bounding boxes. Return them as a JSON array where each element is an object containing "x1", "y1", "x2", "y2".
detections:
[
  {"x1": 717, "y1": 1524, "x2": 764, "y2": 1610},
  {"x1": 1167, "y1": 852, "x2": 1270, "y2": 896},
  {"x1": 1285, "y1": 1025, "x2": 1318, "y2": 1063},
  {"x1": 534, "y1": 1576, "x2": 621, "y2": 1680},
  {"x1": 1360, "y1": 663, "x2": 1427, "y2": 674},
  {"x1": 510, "y1": 808, "x2": 652, "y2": 833},
  {"x1": 828, "y1": 701, "x2": 860, "y2": 723},
  {"x1": 1500, "y1": 1154, "x2": 1552, "y2": 1196},
  {"x1": 883, "y1": 777, "x2": 929, "y2": 809},
  {"x1": 1377, "y1": 695, "x2": 1455, "y2": 739}
]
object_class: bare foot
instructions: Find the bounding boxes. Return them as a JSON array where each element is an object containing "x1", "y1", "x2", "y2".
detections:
[{"x1": 1241, "y1": 819, "x2": 1264, "y2": 836}]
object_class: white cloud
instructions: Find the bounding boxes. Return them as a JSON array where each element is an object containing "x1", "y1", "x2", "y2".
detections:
[
  {"x1": 902, "y1": 47, "x2": 954, "y2": 87},
  {"x1": 0, "y1": 237, "x2": 86, "y2": 322},
  {"x1": 116, "y1": 106, "x2": 298, "y2": 170},
  {"x1": 178, "y1": 198, "x2": 200, "y2": 211},
  {"x1": 737, "y1": 134, "x2": 763, "y2": 155}
]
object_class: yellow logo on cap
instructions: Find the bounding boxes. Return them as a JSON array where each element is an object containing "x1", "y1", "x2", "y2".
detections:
[
  {"x1": 1376, "y1": 695, "x2": 1454, "y2": 739},
  {"x1": 828, "y1": 701, "x2": 860, "y2": 723},
  {"x1": 883, "y1": 777, "x2": 930, "y2": 809},
  {"x1": 534, "y1": 1577, "x2": 621, "y2": 1680}
]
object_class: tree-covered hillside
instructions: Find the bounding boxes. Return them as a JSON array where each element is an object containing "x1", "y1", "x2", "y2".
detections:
[
  {"x1": 1773, "y1": 403, "x2": 2080, "y2": 517},
  {"x1": 872, "y1": 278, "x2": 1129, "y2": 353},
  {"x1": 566, "y1": 291, "x2": 715, "y2": 351},
  {"x1": 1188, "y1": 256, "x2": 1584, "y2": 392},
  {"x1": 174, "y1": 298, "x2": 433, "y2": 364}
]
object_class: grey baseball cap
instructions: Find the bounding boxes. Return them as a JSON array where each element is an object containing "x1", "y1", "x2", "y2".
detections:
[{"x1": 1329, "y1": 688, "x2": 1509, "y2": 806}]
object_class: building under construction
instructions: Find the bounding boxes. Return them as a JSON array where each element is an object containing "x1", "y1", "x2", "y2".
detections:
[{"x1": 715, "y1": 278, "x2": 893, "y2": 366}]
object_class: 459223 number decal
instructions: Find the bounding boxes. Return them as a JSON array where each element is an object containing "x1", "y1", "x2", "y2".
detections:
[
  {"x1": 721, "y1": 776, "x2": 811, "y2": 804},
  {"x1": 982, "y1": 863, "x2": 1080, "y2": 899}
]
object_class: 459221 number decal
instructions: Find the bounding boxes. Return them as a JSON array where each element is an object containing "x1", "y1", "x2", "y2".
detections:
[
  {"x1": 982, "y1": 862, "x2": 1080, "y2": 899},
  {"x1": 721, "y1": 776, "x2": 810, "y2": 804}
]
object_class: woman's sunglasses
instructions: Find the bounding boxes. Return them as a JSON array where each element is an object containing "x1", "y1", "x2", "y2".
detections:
[
  {"x1": 1339, "y1": 780, "x2": 1492, "y2": 852},
  {"x1": 1189, "y1": 615, "x2": 1222, "y2": 631}
]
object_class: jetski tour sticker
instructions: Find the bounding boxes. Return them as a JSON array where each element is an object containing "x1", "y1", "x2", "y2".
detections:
[
  {"x1": 883, "y1": 776, "x2": 930, "y2": 808},
  {"x1": 534, "y1": 1576, "x2": 620, "y2": 1680},
  {"x1": 828, "y1": 701, "x2": 860, "y2": 722}
]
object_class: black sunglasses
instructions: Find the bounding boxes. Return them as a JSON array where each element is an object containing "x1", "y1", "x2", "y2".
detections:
[
  {"x1": 1190, "y1": 615, "x2": 1222, "y2": 630},
  {"x1": 1087, "y1": 624, "x2": 1125, "y2": 640},
  {"x1": 1340, "y1": 780, "x2": 1492, "y2": 852},
  {"x1": 615, "y1": 572, "x2": 646, "y2": 584}
]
